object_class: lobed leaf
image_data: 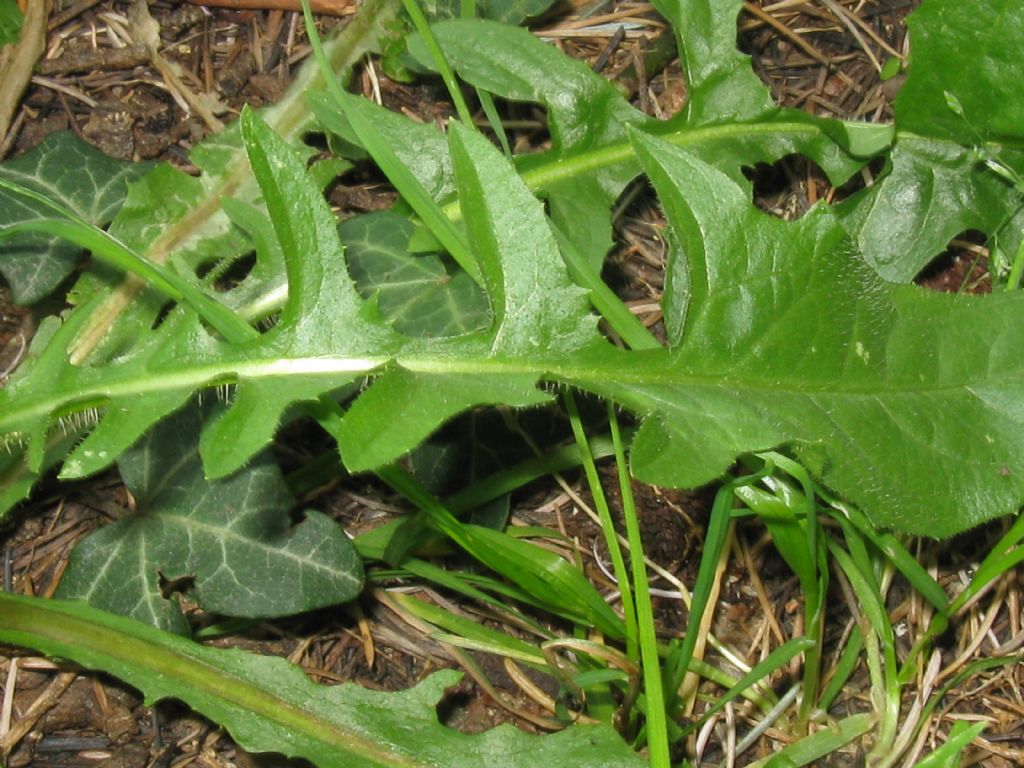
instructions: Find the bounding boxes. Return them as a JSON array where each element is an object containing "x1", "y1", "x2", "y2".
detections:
[
  {"x1": 0, "y1": 132, "x2": 152, "y2": 303},
  {"x1": 338, "y1": 120, "x2": 602, "y2": 471},
  {"x1": 580, "y1": 132, "x2": 1024, "y2": 536},
  {"x1": 3, "y1": 0, "x2": 1023, "y2": 545},
  {"x1": 0, "y1": 593, "x2": 645, "y2": 768},
  {"x1": 0, "y1": 107, "x2": 402, "y2": 491},
  {"x1": 341, "y1": 211, "x2": 489, "y2": 337},
  {"x1": 409, "y1": 18, "x2": 646, "y2": 270},
  {"x1": 57, "y1": 403, "x2": 363, "y2": 633},
  {"x1": 409, "y1": 14, "x2": 884, "y2": 275},
  {"x1": 839, "y1": 0, "x2": 1024, "y2": 281}
]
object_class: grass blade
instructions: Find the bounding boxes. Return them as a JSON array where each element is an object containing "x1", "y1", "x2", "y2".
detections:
[
  {"x1": 377, "y1": 463, "x2": 626, "y2": 640},
  {"x1": 607, "y1": 403, "x2": 670, "y2": 766},
  {"x1": 401, "y1": 0, "x2": 473, "y2": 126},
  {"x1": 749, "y1": 713, "x2": 874, "y2": 768}
]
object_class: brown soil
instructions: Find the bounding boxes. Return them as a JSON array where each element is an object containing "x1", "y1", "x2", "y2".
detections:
[{"x1": 1, "y1": 2, "x2": 1022, "y2": 767}]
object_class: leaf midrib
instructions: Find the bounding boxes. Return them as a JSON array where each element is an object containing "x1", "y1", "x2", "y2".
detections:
[
  {"x1": 0, "y1": 592, "x2": 430, "y2": 768},
  {"x1": 0, "y1": 347, "x2": 1003, "y2": 433}
]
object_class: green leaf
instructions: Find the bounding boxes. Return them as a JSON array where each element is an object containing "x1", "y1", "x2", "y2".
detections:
[
  {"x1": 581, "y1": 132, "x2": 1024, "y2": 536},
  {"x1": 4, "y1": 0, "x2": 1024, "y2": 543},
  {"x1": 336, "y1": 120, "x2": 601, "y2": 471},
  {"x1": 447, "y1": 121, "x2": 597, "y2": 356},
  {"x1": 750, "y1": 713, "x2": 874, "y2": 768},
  {"x1": 0, "y1": 593, "x2": 646, "y2": 768},
  {"x1": 308, "y1": 91, "x2": 455, "y2": 201},
  {"x1": 0, "y1": 132, "x2": 152, "y2": 304},
  {"x1": 409, "y1": 19, "x2": 646, "y2": 270},
  {"x1": 650, "y1": 0, "x2": 774, "y2": 124},
  {"x1": 198, "y1": 107, "x2": 402, "y2": 478},
  {"x1": 0, "y1": 0, "x2": 23, "y2": 48},
  {"x1": 0, "y1": 106, "x2": 400, "y2": 492},
  {"x1": 5, "y1": 119, "x2": 1024, "y2": 538},
  {"x1": 913, "y1": 721, "x2": 986, "y2": 768},
  {"x1": 419, "y1": 0, "x2": 554, "y2": 24},
  {"x1": 411, "y1": 16, "x2": 881, "y2": 275},
  {"x1": 840, "y1": 0, "x2": 1024, "y2": 281},
  {"x1": 340, "y1": 368, "x2": 550, "y2": 473},
  {"x1": 375, "y1": 464, "x2": 626, "y2": 640},
  {"x1": 341, "y1": 211, "x2": 489, "y2": 337},
  {"x1": 56, "y1": 403, "x2": 363, "y2": 633}
]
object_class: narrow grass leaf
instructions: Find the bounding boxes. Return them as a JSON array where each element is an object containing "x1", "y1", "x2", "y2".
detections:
[
  {"x1": 400, "y1": 0, "x2": 472, "y2": 125},
  {"x1": 913, "y1": 721, "x2": 986, "y2": 768},
  {"x1": 389, "y1": 591, "x2": 546, "y2": 665},
  {"x1": 378, "y1": 464, "x2": 626, "y2": 640},
  {"x1": 608, "y1": 405, "x2": 670, "y2": 766},
  {"x1": 683, "y1": 637, "x2": 814, "y2": 736},
  {"x1": 750, "y1": 713, "x2": 874, "y2": 768}
]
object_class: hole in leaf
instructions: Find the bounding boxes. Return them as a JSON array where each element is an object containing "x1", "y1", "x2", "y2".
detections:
[
  {"x1": 150, "y1": 299, "x2": 177, "y2": 331},
  {"x1": 301, "y1": 131, "x2": 329, "y2": 154},
  {"x1": 204, "y1": 252, "x2": 257, "y2": 293},
  {"x1": 434, "y1": 682, "x2": 478, "y2": 732},
  {"x1": 741, "y1": 154, "x2": 827, "y2": 220},
  {"x1": 158, "y1": 570, "x2": 195, "y2": 600},
  {"x1": 915, "y1": 230, "x2": 991, "y2": 294},
  {"x1": 605, "y1": 181, "x2": 669, "y2": 342},
  {"x1": 255, "y1": 312, "x2": 280, "y2": 332},
  {"x1": 829, "y1": 155, "x2": 887, "y2": 204},
  {"x1": 326, "y1": 165, "x2": 399, "y2": 215},
  {"x1": 195, "y1": 259, "x2": 218, "y2": 281},
  {"x1": 494, "y1": 102, "x2": 549, "y2": 153}
]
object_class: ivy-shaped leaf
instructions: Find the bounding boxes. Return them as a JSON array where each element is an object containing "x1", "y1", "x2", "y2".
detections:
[
  {"x1": 0, "y1": 132, "x2": 152, "y2": 304},
  {"x1": 341, "y1": 211, "x2": 489, "y2": 337},
  {"x1": 56, "y1": 403, "x2": 363, "y2": 634}
]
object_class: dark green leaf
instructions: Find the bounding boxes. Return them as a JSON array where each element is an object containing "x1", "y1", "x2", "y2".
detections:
[
  {"x1": 56, "y1": 403, "x2": 363, "y2": 633},
  {"x1": 0, "y1": 133, "x2": 152, "y2": 303},
  {"x1": 341, "y1": 211, "x2": 489, "y2": 337}
]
